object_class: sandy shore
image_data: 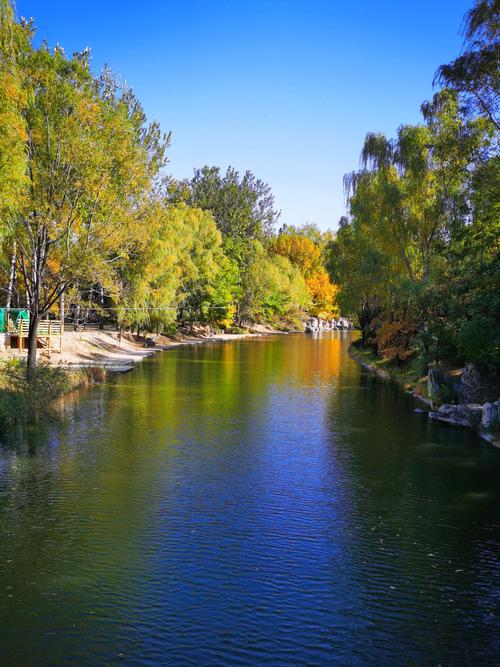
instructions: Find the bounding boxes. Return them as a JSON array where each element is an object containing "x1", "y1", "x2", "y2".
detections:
[{"x1": 0, "y1": 325, "x2": 287, "y2": 372}]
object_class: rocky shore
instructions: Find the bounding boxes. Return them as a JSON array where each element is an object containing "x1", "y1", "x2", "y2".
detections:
[
  {"x1": 349, "y1": 343, "x2": 500, "y2": 448},
  {"x1": 427, "y1": 366, "x2": 500, "y2": 446}
]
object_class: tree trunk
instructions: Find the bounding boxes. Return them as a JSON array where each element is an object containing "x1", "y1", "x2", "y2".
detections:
[
  {"x1": 60, "y1": 291, "x2": 65, "y2": 324},
  {"x1": 6, "y1": 241, "x2": 17, "y2": 310},
  {"x1": 74, "y1": 297, "x2": 80, "y2": 331},
  {"x1": 27, "y1": 311, "x2": 40, "y2": 372}
]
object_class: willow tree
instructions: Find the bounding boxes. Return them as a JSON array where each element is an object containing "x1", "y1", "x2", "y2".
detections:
[
  {"x1": 119, "y1": 203, "x2": 237, "y2": 334},
  {"x1": 435, "y1": 0, "x2": 499, "y2": 130},
  {"x1": 345, "y1": 90, "x2": 485, "y2": 286},
  {"x1": 12, "y1": 40, "x2": 167, "y2": 369}
]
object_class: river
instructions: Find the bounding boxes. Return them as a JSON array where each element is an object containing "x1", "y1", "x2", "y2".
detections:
[{"x1": 0, "y1": 332, "x2": 498, "y2": 665}]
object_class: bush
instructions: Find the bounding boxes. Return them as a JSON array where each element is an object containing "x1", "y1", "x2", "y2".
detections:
[
  {"x1": 226, "y1": 325, "x2": 249, "y2": 335},
  {"x1": 457, "y1": 317, "x2": 500, "y2": 369},
  {"x1": 0, "y1": 359, "x2": 70, "y2": 424},
  {"x1": 374, "y1": 320, "x2": 418, "y2": 364}
]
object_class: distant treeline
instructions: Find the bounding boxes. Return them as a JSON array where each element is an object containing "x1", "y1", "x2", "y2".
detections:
[
  {"x1": 0, "y1": 0, "x2": 337, "y2": 369},
  {"x1": 328, "y1": 0, "x2": 499, "y2": 374}
]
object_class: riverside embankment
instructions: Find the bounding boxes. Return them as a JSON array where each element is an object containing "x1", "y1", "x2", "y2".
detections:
[
  {"x1": 348, "y1": 341, "x2": 499, "y2": 447},
  {"x1": 0, "y1": 324, "x2": 287, "y2": 372}
]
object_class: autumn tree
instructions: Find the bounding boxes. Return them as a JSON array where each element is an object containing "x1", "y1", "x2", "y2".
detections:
[
  {"x1": 0, "y1": 0, "x2": 27, "y2": 217},
  {"x1": 272, "y1": 232, "x2": 322, "y2": 278},
  {"x1": 305, "y1": 270, "x2": 339, "y2": 320},
  {"x1": 10, "y1": 39, "x2": 168, "y2": 369}
]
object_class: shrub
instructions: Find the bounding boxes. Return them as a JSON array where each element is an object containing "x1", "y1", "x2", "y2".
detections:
[
  {"x1": 0, "y1": 359, "x2": 70, "y2": 424},
  {"x1": 375, "y1": 320, "x2": 418, "y2": 364}
]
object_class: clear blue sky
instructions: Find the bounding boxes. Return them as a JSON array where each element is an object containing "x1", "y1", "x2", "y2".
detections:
[{"x1": 17, "y1": 0, "x2": 471, "y2": 231}]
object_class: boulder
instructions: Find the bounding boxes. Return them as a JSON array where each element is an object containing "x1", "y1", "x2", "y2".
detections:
[
  {"x1": 481, "y1": 402, "x2": 499, "y2": 431},
  {"x1": 427, "y1": 368, "x2": 442, "y2": 405},
  {"x1": 430, "y1": 403, "x2": 482, "y2": 428},
  {"x1": 458, "y1": 364, "x2": 484, "y2": 403}
]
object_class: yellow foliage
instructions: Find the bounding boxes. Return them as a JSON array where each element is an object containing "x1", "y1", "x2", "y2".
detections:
[
  {"x1": 220, "y1": 304, "x2": 236, "y2": 329},
  {"x1": 272, "y1": 234, "x2": 322, "y2": 278},
  {"x1": 305, "y1": 270, "x2": 340, "y2": 319}
]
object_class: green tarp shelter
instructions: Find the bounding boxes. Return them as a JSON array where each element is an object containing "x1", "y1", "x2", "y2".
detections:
[{"x1": 0, "y1": 308, "x2": 29, "y2": 333}]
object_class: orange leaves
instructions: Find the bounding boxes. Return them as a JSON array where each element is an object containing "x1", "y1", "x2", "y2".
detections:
[
  {"x1": 374, "y1": 320, "x2": 418, "y2": 364},
  {"x1": 272, "y1": 232, "x2": 339, "y2": 319}
]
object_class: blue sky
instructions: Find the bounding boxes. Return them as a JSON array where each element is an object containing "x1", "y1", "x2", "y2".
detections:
[{"x1": 17, "y1": 0, "x2": 471, "y2": 231}]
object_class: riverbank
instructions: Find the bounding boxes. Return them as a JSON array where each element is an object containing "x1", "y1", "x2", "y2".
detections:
[
  {"x1": 0, "y1": 324, "x2": 287, "y2": 372},
  {"x1": 348, "y1": 341, "x2": 430, "y2": 404},
  {"x1": 348, "y1": 341, "x2": 499, "y2": 447},
  {"x1": 0, "y1": 325, "x2": 289, "y2": 426}
]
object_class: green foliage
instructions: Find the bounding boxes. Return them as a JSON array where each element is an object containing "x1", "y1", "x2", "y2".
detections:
[
  {"x1": 237, "y1": 241, "x2": 309, "y2": 324},
  {"x1": 0, "y1": 0, "x2": 338, "y2": 380},
  {"x1": 169, "y1": 165, "x2": 280, "y2": 242},
  {"x1": 435, "y1": 0, "x2": 499, "y2": 129},
  {"x1": 329, "y1": 0, "x2": 499, "y2": 373},
  {"x1": 0, "y1": 358, "x2": 70, "y2": 424}
]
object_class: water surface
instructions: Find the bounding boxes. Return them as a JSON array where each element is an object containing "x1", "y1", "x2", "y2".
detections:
[{"x1": 0, "y1": 333, "x2": 499, "y2": 665}]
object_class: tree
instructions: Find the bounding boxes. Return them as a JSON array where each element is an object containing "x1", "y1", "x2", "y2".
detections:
[
  {"x1": 305, "y1": 270, "x2": 339, "y2": 320},
  {"x1": 175, "y1": 205, "x2": 236, "y2": 328},
  {"x1": 0, "y1": 0, "x2": 27, "y2": 220},
  {"x1": 11, "y1": 41, "x2": 168, "y2": 369},
  {"x1": 328, "y1": 217, "x2": 386, "y2": 343},
  {"x1": 237, "y1": 241, "x2": 309, "y2": 326},
  {"x1": 119, "y1": 203, "x2": 239, "y2": 333},
  {"x1": 272, "y1": 232, "x2": 322, "y2": 278},
  {"x1": 435, "y1": 0, "x2": 499, "y2": 130},
  {"x1": 170, "y1": 165, "x2": 280, "y2": 242}
]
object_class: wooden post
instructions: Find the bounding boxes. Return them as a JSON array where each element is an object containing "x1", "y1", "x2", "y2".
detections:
[{"x1": 48, "y1": 321, "x2": 51, "y2": 359}]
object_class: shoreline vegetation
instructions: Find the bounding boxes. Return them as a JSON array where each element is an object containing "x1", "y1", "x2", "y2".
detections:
[
  {"x1": 332, "y1": 1, "x2": 499, "y2": 446},
  {"x1": 0, "y1": 0, "x2": 340, "y2": 372}
]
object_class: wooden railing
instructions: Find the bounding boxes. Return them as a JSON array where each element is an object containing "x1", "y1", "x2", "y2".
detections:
[
  {"x1": 18, "y1": 320, "x2": 63, "y2": 338},
  {"x1": 15, "y1": 319, "x2": 63, "y2": 356}
]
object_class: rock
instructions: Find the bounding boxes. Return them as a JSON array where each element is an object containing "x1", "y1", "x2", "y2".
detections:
[
  {"x1": 427, "y1": 368, "x2": 442, "y2": 406},
  {"x1": 430, "y1": 403, "x2": 477, "y2": 428},
  {"x1": 430, "y1": 401, "x2": 495, "y2": 435},
  {"x1": 458, "y1": 364, "x2": 484, "y2": 404},
  {"x1": 464, "y1": 404, "x2": 483, "y2": 426},
  {"x1": 482, "y1": 402, "x2": 499, "y2": 431}
]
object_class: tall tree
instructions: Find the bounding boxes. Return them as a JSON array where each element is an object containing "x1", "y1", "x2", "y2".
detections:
[
  {"x1": 170, "y1": 166, "x2": 280, "y2": 242},
  {"x1": 435, "y1": 0, "x2": 499, "y2": 130},
  {"x1": 0, "y1": 1, "x2": 28, "y2": 221},
  {"x1": 11, "y1": 42, "x2": 168, "y2": 369}
]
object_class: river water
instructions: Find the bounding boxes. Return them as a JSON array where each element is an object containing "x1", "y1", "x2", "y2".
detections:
[{"x1": 0, "y1": 333, "x2": 498, "y2": 666}]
